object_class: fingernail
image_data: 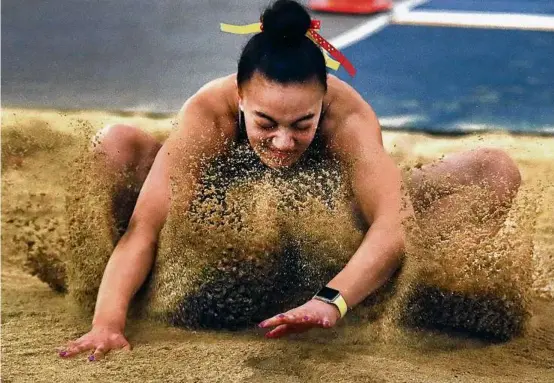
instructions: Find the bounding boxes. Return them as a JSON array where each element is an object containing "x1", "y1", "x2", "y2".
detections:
[
  {"x1": 59, "y1": 351, "x2": 67, "y2": 357},
  {"x1": 323, "y1": 320, "x2": 330, "y2": 327},
  {"x1": 258, "y1": 321, "x2": 266, "y2": 328},
  {"x1": 278, "y1": 314, "x2": 285, "y2": 319},
  {"x1": 88, "y1": 355, "x2": 95, "y2": 362}
]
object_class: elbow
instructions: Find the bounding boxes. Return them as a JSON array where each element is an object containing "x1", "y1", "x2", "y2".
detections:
[
  {"x1": 390, "y1": 226, "x2": 407, "y2": 265},
  {"x1": 382, "y1": 228, "x2": 405, "y2": 280},
  {"x1": 368, "y1": 218, "x2": 407, "y2": 258},
  {"x1": 376, "y1": 218, "x2": 407, "y2": 254},
  {"x1": 395, "y1": 235, "x2": 406, "y2": 263}
]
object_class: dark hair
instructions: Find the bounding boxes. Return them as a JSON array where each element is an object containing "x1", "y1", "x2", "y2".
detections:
[{"x1": 237, "y1": 0, "x2": 327, "y2": 91}]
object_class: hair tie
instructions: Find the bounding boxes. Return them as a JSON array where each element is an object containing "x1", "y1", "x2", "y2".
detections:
[{"x1": 220, "y1": 19, "x2": 356, "y2": 77}]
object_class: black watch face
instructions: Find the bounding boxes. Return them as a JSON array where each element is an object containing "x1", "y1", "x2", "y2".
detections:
[{"x1": 317, "y1": 287, "x2": 340, "y2": 301}]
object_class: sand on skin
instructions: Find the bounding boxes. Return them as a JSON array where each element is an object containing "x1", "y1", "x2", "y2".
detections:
[{"x1": 1, "y1": 108, "x2": 553, "y2": 382}]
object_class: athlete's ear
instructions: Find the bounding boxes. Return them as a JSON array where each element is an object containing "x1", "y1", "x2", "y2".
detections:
[
  {"x1": 237, "y1": 95, "x2": 244, "y2": 112},
  {"x1": 236, "y1": 78, "x2": 244, "y2": 111}
]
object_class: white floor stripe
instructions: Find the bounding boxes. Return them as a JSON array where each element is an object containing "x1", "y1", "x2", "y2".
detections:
[
  {"x1": 392, "y1": 11, "x2": 554, "y2": 32},
  {"x1": 330, "y1": 0, "x2": 430, "y2": 49},
  {"x1": 379, "y1": 115, "x2": 425, "y2": 128}
]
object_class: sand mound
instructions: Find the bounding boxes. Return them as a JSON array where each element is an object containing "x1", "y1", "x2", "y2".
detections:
[
  {"x1": 394, "y1": 171, "x2": 537, "y2": 340},
  {"x1": 60, "y1": 136, "x2": 536, "y2": 340},
  {"x1": 2, "y1": 109, "x2": 553, "y2": 382},
  {"x1": 2, "y1": 121, "x2": 74, "y2": 291},
  {"x1": 22, "y1": 216, "x2": 68, "y2": 293},
  {"x1": 2, "y1": 113, "x2": 544, "y2": 341},
  {"x1": 1, "y1": 119, "x2": 74, "y2": 170}
]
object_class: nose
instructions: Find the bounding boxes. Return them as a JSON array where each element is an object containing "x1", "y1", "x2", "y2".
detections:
[{"x1": 271, "y1": 131, "x2": 295, "y2": 151}]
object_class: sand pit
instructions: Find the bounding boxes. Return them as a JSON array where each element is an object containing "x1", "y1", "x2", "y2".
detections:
[{"x1": 2, "y1": 108, "x2": 553, "y2": 382}]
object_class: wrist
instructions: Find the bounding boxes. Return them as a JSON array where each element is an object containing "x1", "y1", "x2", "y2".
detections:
[
  {"x1": 92, "y1": 321, "x2": 125, "y2": 333},
  {"x1": 92, "y1": 312, "x2": 126, "y2": 332},
  {"x1": 312, "y1": 286, "x2": 349, "y2": 319}
]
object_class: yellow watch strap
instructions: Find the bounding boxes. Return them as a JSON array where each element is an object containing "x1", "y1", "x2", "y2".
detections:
[{"x1": 334, "y1": 294, "x2": 348, "y2": 318}]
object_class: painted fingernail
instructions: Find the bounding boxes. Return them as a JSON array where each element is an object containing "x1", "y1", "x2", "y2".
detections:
[
  {"x1": 88, "y1": 355, "x2": 95, "y2": 362},
  {"x1": 59, "y1": 351, "x2": 67, "y2": 357}
]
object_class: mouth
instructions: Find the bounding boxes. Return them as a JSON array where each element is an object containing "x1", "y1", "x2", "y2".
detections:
[
  {"x1": 258, "y1": 148, "x2": 297, "y2": 168},
  {"x1": 269, "y1": 149, "x2": 295, "y2": 160}
]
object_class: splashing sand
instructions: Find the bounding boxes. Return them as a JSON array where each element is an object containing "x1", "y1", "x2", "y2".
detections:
[{"x1": 2, "y1": 108, "x2": 553, "y2": 382}]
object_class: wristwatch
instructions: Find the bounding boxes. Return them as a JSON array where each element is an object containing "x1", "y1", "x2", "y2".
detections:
[{"x1": 313, "y1": 286, "x2": 348, "y2": 318}]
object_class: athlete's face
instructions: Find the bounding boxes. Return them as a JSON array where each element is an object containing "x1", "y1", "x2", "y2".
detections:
[{"x1": 238, "y1": 72, "x2": 325, "y2": 168}]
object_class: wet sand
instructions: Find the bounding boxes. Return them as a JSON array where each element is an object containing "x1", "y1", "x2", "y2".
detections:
[{"x1": 2, "y1": 108, "x2": 553, "y2": 382}]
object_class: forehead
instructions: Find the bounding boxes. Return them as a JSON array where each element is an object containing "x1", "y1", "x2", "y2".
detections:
[{"x1": 241, "y1": 73, "x2": 324, "y2": 117}]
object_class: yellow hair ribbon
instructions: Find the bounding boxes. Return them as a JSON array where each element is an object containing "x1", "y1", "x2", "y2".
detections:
[{"x1": 220, "y1": 22, "x2": 262, "y2": 34}]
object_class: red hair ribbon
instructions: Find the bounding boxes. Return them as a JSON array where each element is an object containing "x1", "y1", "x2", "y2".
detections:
[{"x1": 308, "y1": 20, "x2": 356, "y2": 77}]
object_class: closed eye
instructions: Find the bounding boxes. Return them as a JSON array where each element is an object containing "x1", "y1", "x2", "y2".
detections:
[
  {"x1": 257, "y1": 121, "x2": 276, "y2": 130},
  {"x1": 292, "y1": 123, "x2": 312, "y2": 131},
  {"x1": 254, "y1": 111, "x2": 315, "y2": 128}
]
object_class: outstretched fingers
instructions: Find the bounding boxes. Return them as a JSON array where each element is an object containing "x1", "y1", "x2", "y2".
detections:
[
  {"x1": 265, "y1": 324, "x2": 292, "y2": 338},
  {"x1": 89, "y1": 345, "x2": 107, "y2": 362},
  {"x1": 259, "y1": 311, "x2": 315, "y2": 329},
  {"x1": 59, "y1": 340, "x2": 94, "y2": 358},
  {"x1": 59, "y1": 333, "x2": 131, "y2": 361},
  {"x1": 262, "y1": 314, "x2": 325, "y2": 338},
  {"x1": 264, "y1": 323, "x2": 311, "y2": 338}
]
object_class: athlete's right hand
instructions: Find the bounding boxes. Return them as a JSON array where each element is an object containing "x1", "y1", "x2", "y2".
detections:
[{"x1": 58, "y1": 325, "x2": 131, "y2": 361}]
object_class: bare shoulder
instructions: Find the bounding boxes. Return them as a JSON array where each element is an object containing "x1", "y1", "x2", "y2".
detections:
[
  {"x1": 325, "y1": 75, "x2": 371, "y2": 114},
  {"x1": 323, "y1": 75, "x2": 383, "y2": 149},
  {"x1": 175, "y1": 74, "x2": 238, "y2": 138}
]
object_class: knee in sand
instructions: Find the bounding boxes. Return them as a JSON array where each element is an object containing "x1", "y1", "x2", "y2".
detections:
[
  {"x1": 91, "y1": 124, "x2": 146, "y2": 172},
  {"x1": 467, "y1": 148, "x2": 522, "y2": 205},
  {"x1": 92, "y1": 124, "x2": 161, "y2": 179}
]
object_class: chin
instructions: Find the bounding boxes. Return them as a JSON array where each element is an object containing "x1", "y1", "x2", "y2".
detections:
[
  {"x1": 253, "y1": 147, "x2": 299, "y2": 168},
  {"x1": 260, "y1": 155, "x2": 298, "y2": 169}
]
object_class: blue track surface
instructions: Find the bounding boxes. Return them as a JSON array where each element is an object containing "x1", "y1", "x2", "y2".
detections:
[
  {"x1": 417, "y1": 0, "x2": 554, "y2": 15},
  {"x1": 337, "y1": 1, "x2": 554, "y2": 134}
]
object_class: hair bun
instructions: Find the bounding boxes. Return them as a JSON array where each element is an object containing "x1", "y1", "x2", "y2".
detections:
[{"x1": 261, "y1": 0, "x2": 311, "y2": 40}]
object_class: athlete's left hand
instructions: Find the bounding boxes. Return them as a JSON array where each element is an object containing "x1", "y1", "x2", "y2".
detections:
[{"x1": 258, "y1": 299, "x2": 341, "y2": 338}]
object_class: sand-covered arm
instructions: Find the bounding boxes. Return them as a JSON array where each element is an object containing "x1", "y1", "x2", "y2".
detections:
[
  {"x1": 92, "y1": 101, "x2": 228, "y2": 331},
  {"x1": 259, "y1": 79, "x2": 415, "y2": 338},
  {"x1": 325, "y1": 84, "x2": 414, "y2": 309},
  {"x1": 61, "y1": 91, "x2": 231, "y2": 360}
]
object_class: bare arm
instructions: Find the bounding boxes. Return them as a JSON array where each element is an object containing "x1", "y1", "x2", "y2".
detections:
[
  {"x1": 93, "y1": 98, "x2": 230, "y2": 329},
  {"x1": 326, "y1": 84, "x2": 415, "y2": 308},
  {"x1": 259, "y1": 80, "x2": 416, "y2": 338},
  {"x1": 91, "y1": 140, "x2": 171, "y2": 331},
  {"x1": 61, "y1": 89, "x2": 231, "y2": 359}
]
